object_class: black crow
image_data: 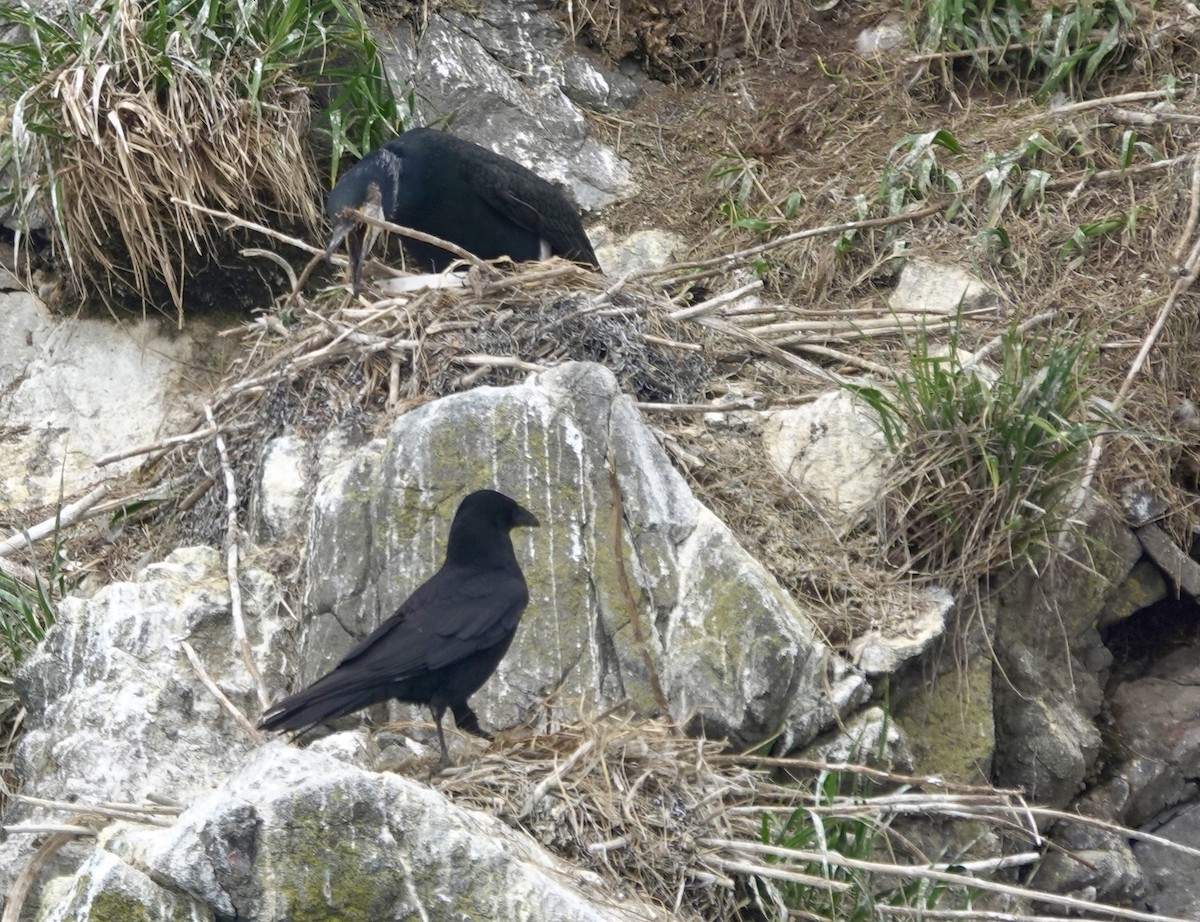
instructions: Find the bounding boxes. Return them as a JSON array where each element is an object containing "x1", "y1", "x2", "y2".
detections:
[
  {"x1": 325, "y1": 127, "x2": 600, "y2": 293},
  {"x1": 261, "y1": 489, "x2": 539, "y2": 767}
]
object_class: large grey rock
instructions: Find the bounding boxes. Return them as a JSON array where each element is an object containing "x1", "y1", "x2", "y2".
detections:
[
  {"x1": 39, "y1": 745, "x2": 668, "y2": 921},
  {"x1": 374, "y1": 0, "x2": 633, "y2": 211},
  {"x1": 0, "y1": 292, "x2": 207, "y2": 511},
  {"x1": 294, "y1": 362, "x2": 866, "y2": 754},
  {"x1": 0, "y1": 547, "x2": 287, "y2": 906},
  {"x1": 99, "y1": 745, "x2": 660, "y2": 922}
]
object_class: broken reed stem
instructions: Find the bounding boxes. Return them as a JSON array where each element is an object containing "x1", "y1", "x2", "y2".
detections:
[
  {"x1": 1, "y1": 814, "x2": 98, "y2": 922},
  {"x1": 95, "y1": 421, "x2": 256, "y2": 466},
  {"x1": 703, "y1": 838, "x2": 1194, "y2": 922},
  {"x1": 1046, "y1": 150, "x2": 1196, "y2": 191},
  {"x1": 1174, "y1": 152, "x2": 1200, "y2": 263},
  {"x1": 668, "y1": 278, "x2": 763, "y2": 321},
  {"x1": 171, "y1": 198, "x2": 324, "y2": 256},
  {"x1": 1022, "y1": 89, "x2": 1171, "y2": 119},
  {"x1": 352, "y1": 209, "x2": 495, "y2": 275},
  {"x1": 204, "y1": 404, "x2": 270, "y2": 711},
  {"x1": 641, "y1": 201, "x2": 946, "y2": 284},
  {"x1": 13, "y1": 794, "x2": 176, "y2": 825},
  {"x1": 181, "y1": 639, "x2": 265, "y2": 745},
  {"x1": 0, "y1": 484, "x2": 110, "y2": 558},
  {"x1": 520, "y1": 738, "x2": 596, "y2": 818}
]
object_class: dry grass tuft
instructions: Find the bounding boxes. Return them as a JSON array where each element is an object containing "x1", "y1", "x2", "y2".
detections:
[{"x1": 42, "y1": 0, "x2": 318, "y2": 321}]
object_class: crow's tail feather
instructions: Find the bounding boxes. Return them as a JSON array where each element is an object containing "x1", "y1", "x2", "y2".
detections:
[{"x1": 259, "y1": 672, "x2": 386, "y2": 732}]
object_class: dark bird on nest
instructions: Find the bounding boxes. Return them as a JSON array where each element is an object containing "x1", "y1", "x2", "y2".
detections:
[
  {"x1": 260, "y1": 489, "x2": 540, "y2": 768},
  {"x1": 325, "y1": 127, "x2": 601, "y2": 293}
]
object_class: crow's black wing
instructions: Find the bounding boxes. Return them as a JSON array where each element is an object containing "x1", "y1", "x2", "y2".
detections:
[
  {"x1": 333, "y1": 563, "x2": 529, "y2": 682},
  {"x1": 464, "y1": 156, "x2": 599, "y2": 267}
]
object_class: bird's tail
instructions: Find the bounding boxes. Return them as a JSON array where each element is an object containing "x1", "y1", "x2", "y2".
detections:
[{"x1": 259, "y1": 672, "x2": 386, "y2": 732}]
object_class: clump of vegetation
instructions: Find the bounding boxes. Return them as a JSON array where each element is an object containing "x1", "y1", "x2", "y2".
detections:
[
  {"x1": 852, "y1": 322, "x2": 1102, "y2": 580},
  {"x1": 920, "y1": 0, "x2": 1140, "y2": 99},
  {"x1": 0, "y1": 0, "x2": 395, "y2": 322}
]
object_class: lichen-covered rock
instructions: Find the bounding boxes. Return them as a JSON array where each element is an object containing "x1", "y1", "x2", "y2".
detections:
[
  {"x1": 27, "y1": 744, "x2": 666, "y2": 922},
  {"x1": 990, "y1": 503, "x2": 1141, "y2": 806},
  {"x1": 895, "y1": 649, "x2": 995, "y2": 784},
  {"x1": 295, "y1": 362, "x2": 866, "y2": 755},
  {"x1": 99, "y1": 744, "x2": 665, "y2": 922},
  {"x1": 890, "y1": 259, "x2": 1002, "y2": 316}
]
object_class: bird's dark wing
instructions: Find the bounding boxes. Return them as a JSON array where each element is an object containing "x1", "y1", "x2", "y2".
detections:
[
  {"x1": 465, "y1": 161, "x2": 599, "y2": 267},
  {"x1": 333, "y1": 563, "x2": 529, "y2": 681}
]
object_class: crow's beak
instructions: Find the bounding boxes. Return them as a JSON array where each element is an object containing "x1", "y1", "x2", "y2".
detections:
[{"x1": 515, "y1": 506, "x2": 540, "y2": 529}]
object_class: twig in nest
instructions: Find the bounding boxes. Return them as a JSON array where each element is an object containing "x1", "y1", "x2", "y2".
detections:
[
  {"x1": 12, "y1": 793, "x2": 176, "y2": 825},
  {"x1": 181, "y1": 639, "x2": 265, "y2": 745},
  {"x1": 696, "y1": 316, "x2": 862, "y2": 388},
  {"x1": 636, "y1": 400, "x2": 756, "y2": 414},
  {"x1": 669, "y1": 279, "x2": 763, "y2": 321},
  {"x1": 205, "y1": 404, "x2": 270, "y2": 711},
  {"x1": 352, "y1": 209, "x2": 496, "y2": 276},
  {"x1": 704, "y1": 837, "x2": 1193, "y2": 922},
  {"x1": 241, "y1": 247, "x2": 297, "y2": 291},
  {"x1": 0, "y1": 483, "x2": 110, "y2": 558},
  {"x1": 519, "y1": 738, "x2": 596, "y2": 818}
]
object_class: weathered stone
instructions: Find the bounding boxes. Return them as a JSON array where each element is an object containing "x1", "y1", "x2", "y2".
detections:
[
  {"x1": 895, "y1": 649, "x2": 995, "y2": 784},
  {"x1": 990, "y1": 503, "x2": 1142, "y2": 805},
  {"x1": 374, "y1": 0, "x2": 633, "y2": 212},
  {"x1": 1033, "y1": 844, "x2": 1144, "y2": 908},
  {"x1": 855, "y1": 13, "x2": 908, "y2": 56},
  {"x1": 0, "y1": 548, "x2": 288, "y2": 902},
  {"x1": 890, "y1": 259, "x2": 1001, "y2": 316},
  {"x1": 1106, "y1": 646, "x2": 1200, "y2": 827},
  {"x1": 593, "y1": 228, "x2": 689, "y2": 276},
  {"x1": 0, "y1": 292, "x2": 208, "y2": 511},
  {"x1": 1134, "y1": 799, "x2": 1200, "y2": 916},
  {"x1": 804, "y1": 706, "x2": 915, "y2": 772},
  {"x1": 38, "y1": 850, "x2": 211, "y2": 922},
  {"x1": 848, "y1": 586, "x2": 954, "y2": 675},
  {"x1": 298, "y1": 362, "x2": 866, "y2": 755},
  {"x1": 252, "y1": 433, "x2": 311, "y2": 543},
  {"x1": 1136, "y1": 523, "x2": 1200, "y2": 597},
  {"x1": 762, "y1": 390, "x2": 891, "y2": 530},
  {"x1": 561, "y1": 54, "x2": 644, "y2": 113}
]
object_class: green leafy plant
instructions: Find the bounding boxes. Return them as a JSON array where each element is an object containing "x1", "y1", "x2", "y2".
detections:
[
  {"x1": 0, "y1": 0, "x2": 395, "y2": 319},
  {"x1": 921, "y1": 0, "x2": 1137, "y2": 99},
  {"x1": 751, "y1": 765, "x2": 968, "y2": 921},
  {"x1": 0, "y1": 513, "x2": 71, "y2": 669},
  {"x1": 850, "y1": 317, "x2": 1102, "y2": 578}
]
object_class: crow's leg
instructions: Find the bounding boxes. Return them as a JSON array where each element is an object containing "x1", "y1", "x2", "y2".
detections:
[{"x1": 429, "y1": 703, "x2": 451, "y2": 777}]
